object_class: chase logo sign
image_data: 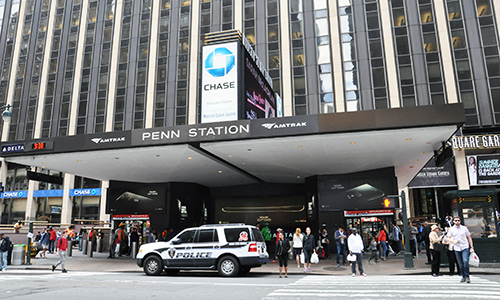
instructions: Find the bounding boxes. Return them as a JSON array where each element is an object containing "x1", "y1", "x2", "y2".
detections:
[{"x1": 204, "y1": 47, "x2": 235, "y2": 77}]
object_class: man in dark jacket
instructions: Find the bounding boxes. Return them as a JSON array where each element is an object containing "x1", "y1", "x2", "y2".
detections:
[
  {"x1": 422, "y1": 221, "x2": 432, "y2": 264},
  {"x1": 127, "y1": 228, "x2": 139, "y2": 256},
  {"x1": 0, "y1": 233, "x2": 11, "y2": 272}
]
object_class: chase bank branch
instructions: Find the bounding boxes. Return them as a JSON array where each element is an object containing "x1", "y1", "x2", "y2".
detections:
[{"x1": 0, "y1": 0, "x2": 500, "y2": 261}]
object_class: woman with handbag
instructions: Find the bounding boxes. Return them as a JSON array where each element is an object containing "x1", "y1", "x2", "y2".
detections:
[
  {"x1": 302, "y1": 227, "x2": 315, "y2": 273},
  {"x1": 276, "y1": 232, "x2": 290, "y2": 278},
  {"x1": 429, "y1": 224, "x2": 444, "y2": 277}
]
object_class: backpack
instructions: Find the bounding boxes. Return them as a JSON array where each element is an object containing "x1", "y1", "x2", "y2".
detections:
[{"x1": 317, "y1": 247, "x2": 325, "y2": 259}]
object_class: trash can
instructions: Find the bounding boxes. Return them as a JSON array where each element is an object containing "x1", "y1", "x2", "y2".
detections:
[{"x1": 12, "y1": 245, "x2": 26, "y2": 265}]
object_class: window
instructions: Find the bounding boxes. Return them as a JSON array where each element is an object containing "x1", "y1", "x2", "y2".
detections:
[
  {"x1": 197, "y1": 229, "x2": 218, "y2": 243},
  {"x1": 224, "y1": 228, "x2": 251, "y2": 242}
]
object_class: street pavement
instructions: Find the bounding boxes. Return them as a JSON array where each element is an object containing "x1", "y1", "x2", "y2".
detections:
[{"x1": 7, "y1": 247, "x2": 500, "y2": 276}]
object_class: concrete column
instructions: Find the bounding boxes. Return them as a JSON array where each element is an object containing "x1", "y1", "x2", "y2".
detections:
[
  {"x1": 187, "y1": 0, "x2": 201, "y2": 125},
  {"x1": 145, "y1": 0, "x2": 160, "y2": 128},
  {"x1": 25, "y1": 168, "x2": 38, "y2": 221},
  {"x1": 61, "y1": 174, "x2": 75, "y2": 224},
  {"x1": 379, "y1": 0, "x2": 400, "y2": 108},
  {"x1": 2, "y1": 0, "x2": 27, "y2": 141},
  {"x1": 68, "y1": 0, "x2": 90, "y2": 135},
  {"x1": 434, "y1": 0, "x2": 459, "y2": 104},
  {"x1": 234, "y1": 0, "x2": 242, "y2": 32},
  {"x1": 105, "y1": 0, "x2": 124, "y2": 132},
  {"x1": 0, "y1": 159, "x2": 7, "y2": 216},
  {"x1": 329, "y1": 2, "x2": 345, "y2": 113},
  {"x1": 454, "y1": 149, "x2": 470, "y2": 190},
  {"x1": 34, "y1": 0, "x2": 58, "y2": 138},
  {"x1": 99, "y1": 180, "x2": 110, "y2": 223},
  {"x1": 279, "y1": 0, "x2": 293, "y2": 116}
]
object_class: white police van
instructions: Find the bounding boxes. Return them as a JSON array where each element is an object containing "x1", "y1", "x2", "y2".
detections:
[{"x1": 136, "y1": 224, "x2": 268, "y2": 276}]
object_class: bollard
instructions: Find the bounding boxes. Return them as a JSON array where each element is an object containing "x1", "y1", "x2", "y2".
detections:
[
  {"x1": 132, "y1": 242, "x2": 138, "y2": 259},
  {"x1": 87, "y1": 241, "x2": 93, "y2": 257},
  {"x1": 96, "y1": 239, "x2": 102, "y2": 253},
  {"x1": 82, "y1": 239, "x2": 88, "y2": 254},
  {"x1": 67, "y1": 239, "x2": 73, "y2": 257}
]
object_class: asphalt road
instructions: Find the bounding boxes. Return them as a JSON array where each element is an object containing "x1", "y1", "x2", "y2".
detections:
[{"x1": 1, "y1": 270, "x2": 499, "y2": 300}]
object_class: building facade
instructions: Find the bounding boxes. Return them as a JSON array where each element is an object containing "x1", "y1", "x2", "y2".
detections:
[{"x1": 0, "y1": 0, "x2": 498, "y2": 243}]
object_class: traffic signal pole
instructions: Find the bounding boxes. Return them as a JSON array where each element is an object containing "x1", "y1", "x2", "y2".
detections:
[{"x1": 388, "y1": 191, "x2": 414, "y2": 269}]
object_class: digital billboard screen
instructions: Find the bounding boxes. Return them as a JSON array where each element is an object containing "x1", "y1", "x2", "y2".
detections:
[
  {"x1": 107, "y1": 181, "x2": 167, "y2": 215},
  {"x1": 243, "y1": 52, "x2": 276, "y2": 120}
]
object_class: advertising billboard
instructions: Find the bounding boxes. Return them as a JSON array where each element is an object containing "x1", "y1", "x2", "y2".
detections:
[
  {"x1": 201, "y1": 42, "x2": 240, "y2": 123},
  {"x1": 467, "y1": 155, "x2": 500, "y2": 186},
  {"x1": 408, "y1": 159, "x2": 457, "y2": 188},
  {"x1": 106, "y1": 181, "x2": 167, "y2": 215},
  {"x1": 243, "y1": 51, "x2": 276, "y2": 120}
]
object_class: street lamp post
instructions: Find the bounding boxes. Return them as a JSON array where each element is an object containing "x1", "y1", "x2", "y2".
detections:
[{"x1": 388, "y1": 191, "x2": 415, "y2": 269}]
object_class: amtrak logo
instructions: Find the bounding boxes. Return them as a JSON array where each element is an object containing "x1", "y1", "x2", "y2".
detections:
[
  {"x1": 261, "y1": 122, "x2": 307, "y2": 130},
  {"x1": 91, "y1": 137, "x2": 126, "y2": 144},
  {"x1": 205, "y1": 47, "x2": 235, "y2": 77},
  {"x1": 167, "y1": 248, "x2": 176, "y2": 259}
]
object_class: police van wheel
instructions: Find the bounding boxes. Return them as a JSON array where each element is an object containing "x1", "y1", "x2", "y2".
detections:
[
  {"x1": 218, "y1": 256, "x2": 240, "y2": 277},
  {"x1": 165, "y1": 269, "x2": 179, "y2": 275},
  {"x1": 144, "y1": 256, "x2": 163, "y2": 276}
]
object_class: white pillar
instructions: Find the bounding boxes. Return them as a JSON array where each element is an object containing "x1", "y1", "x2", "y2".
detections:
[
  {"x1": 0, "y1": 158, "x2": 6, "y2": 217},
  {"x1": 454, "y1": 149, "x2": 470, "y2": 190},
  {"x1": 25, "y1": 170, "x2": 38, "y2": 221},
  {"x1": 61, "y1": 174, "x2": 75, "y2": 224},
  {"x1": 99, "y1": 180, "x2": 110, "y2": 223}
]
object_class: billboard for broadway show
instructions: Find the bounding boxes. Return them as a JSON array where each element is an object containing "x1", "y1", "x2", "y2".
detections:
[
  {"x1": 201, "y1": 42, "x2": 240, "y2": 123},
  {"x1": 467, "y1": 154, "x2": 500, "y2": 186}
]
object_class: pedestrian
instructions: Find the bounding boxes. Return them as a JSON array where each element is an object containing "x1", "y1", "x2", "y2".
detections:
[
  {"x1": 273, "y1": 228, "x2": 283, "y2": 263},
  {"x1": 391, "y1": 221, "x2": 401, "y2": 255},
  {"x1": 0, "y1": 233, "x2": 12, "y2": 272},
  {"x1": 429, "y1": 224, "x2": 443, "y2": 277},
  {"x1": 408, "y1": 221, "x2": 418, "y2": 258},
  {"x1": 335, "y1": 226, "x2": 347, "y2": 266},
  {"x1": 14, "y1": 221, "x2": 22, "y2": 233},
  {"x1": 89, "y1": 227, "x2": 97, "y2": 251},
  {"x1": 158, "y1": 230, "x2": 167, "y2": 242},
  {"x1": 422, "y1": 221, "x2": 432, "y2": 264},
  {"x1": 34, "y1": 231, "x2": 41, "y2": 242},
  {"x1": 377, "y1": 225, "x2": 388, "y2": 261},
  {"x1": 320, "y1": 227, "x2": 330, "y2": 259},
  {"x1": 166, "y1": 228, "x2": 175, "y2": 241},
  {"x1": 442, "y1": 224, "x2": 460, "y2": 276},
  {"x1": 367, "y1": 236, "x2": 379, "y2": 263},
  {"x1": 276, "y1": 232, "x2": 289, "y2": 278},
  {"x1": 49, "y1": 227, "x2": 57, "y2": 253},
  {"x1": 77, "y1": 228, "x2": 85, "y2": 251},
  {"x1": 52, "y1": 231, "x2": 68, "y2": 273},
  {"x1": 292, "y1": 228, "x2": 303, "y2": 268},
  {"x1": 302, "y1": 227, "x2": 315, "y2": 273},
  {"x1": 148, "y1": 229, "x2": 156, "y2": 243},
  {"x1": 40, "y1": 228, "x2": 50, "y2": 258},
  {"x1": 416, "y1": 222, "x2": 423, "y2": 254},
  {"x1": 447, "y1": 216, "x2": 474, "y2": 283},
  {"x1": 128, "y1": 227, "x2": 140, "y2": 256},
  {"x1": 347, "y1": 228, "x2": 366, "y2": 277},
  {"x1": 108, "y1": 229, "x2": 116, "y2": 258},
  {"x1": 261, "y1": 223, "x2": 272, "y2": 256},
  {"x1": 116, "y1": 223, "x2": 127, "y2": 256}
]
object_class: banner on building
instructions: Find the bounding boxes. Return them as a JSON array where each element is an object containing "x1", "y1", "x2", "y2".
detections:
[
  {"x1": 408, "y1": 159, "x2": 457, "y2": 188},
  {"x1": 467, "y1": 155, "x2": 500, "y2": 186}
]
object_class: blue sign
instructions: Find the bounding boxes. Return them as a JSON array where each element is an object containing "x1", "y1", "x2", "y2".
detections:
[
  {"x1": 205, "y1": 47, "x2": 235, "y2": 77},
  {"x1": 1, "y1": 188, "x2": 102, "y2": 198},
  {"x1": 69, "y1": 188, "x2": 101, "y2": 197},
  {"x1": 34, "y1": 190, "x2": 64, "y2": 197},
  {"x1": 1, "y1": 144, "x2": 25, "y2": 153},
  {"x1": 2, "y1": 191, "x2": 28, "y2": 198}
]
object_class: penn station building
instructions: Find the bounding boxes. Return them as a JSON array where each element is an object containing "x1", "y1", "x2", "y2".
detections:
[{"x1": 0, "y1": 0, "x2": 499, "y2": 261}]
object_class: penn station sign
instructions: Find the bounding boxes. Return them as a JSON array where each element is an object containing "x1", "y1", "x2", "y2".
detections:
[{"x1": 452, "y1": 135, "x2": 500, "y2": 150}]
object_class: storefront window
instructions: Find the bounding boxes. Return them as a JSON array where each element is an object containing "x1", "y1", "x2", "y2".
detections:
[{"x1": 462, "y1": 205, "x2": 497, "y2": 238}]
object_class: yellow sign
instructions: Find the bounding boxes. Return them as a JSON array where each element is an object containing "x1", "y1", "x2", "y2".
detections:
[{"x1": 458, "y1": 196, "x2": 492, "y2": 203}]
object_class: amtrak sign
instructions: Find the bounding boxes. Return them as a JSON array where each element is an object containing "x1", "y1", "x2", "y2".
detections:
[{"x1": 201, "y1": 42, "x2": 239, "y2": 124}]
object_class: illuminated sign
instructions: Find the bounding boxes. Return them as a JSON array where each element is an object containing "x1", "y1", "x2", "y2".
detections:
[
  {"x1": 452, "y1": 135, "x2": 500, "y2": 150},
  {"x1": 1, "y1": 144, "x2": 25, "y2": 153},
  {"x1": 201, "y1": 42, "x2": 239, "y2": 123}
]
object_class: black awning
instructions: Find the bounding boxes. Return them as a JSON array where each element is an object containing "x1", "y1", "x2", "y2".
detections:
[{"x1": 443, "y1": 189, "x2": 500, "y2": 198}]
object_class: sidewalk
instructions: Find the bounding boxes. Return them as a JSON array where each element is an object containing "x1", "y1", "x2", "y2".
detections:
[{"x1": 7, "y1": 248, "x2": 500, "y2": 275}]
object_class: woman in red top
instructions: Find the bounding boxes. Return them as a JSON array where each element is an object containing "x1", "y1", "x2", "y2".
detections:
[{"x1": 377, "y1": 226, "x2": 388, "y2": 261}]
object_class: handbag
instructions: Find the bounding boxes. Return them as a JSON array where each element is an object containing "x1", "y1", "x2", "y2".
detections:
[
  {"x1": 311, "y1": 252, "x2": 319, "y2": 264},
  {"x1": 433, "y1": 243, "x2": 445, "y2": 252},
  {"x1": 347, "y1": 253, "x2": 357, "y2": 262},
  {"x1": 469, "y1": 252, "x2": 480, "y2": 267}
]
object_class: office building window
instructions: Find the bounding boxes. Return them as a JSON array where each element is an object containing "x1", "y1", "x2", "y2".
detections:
[
  {"x1": 290, "y1": 0, "x2": 307, "y2": 115},
  {"x1": 339, "y1": 0, "x2": 359, "y2": 111}
]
